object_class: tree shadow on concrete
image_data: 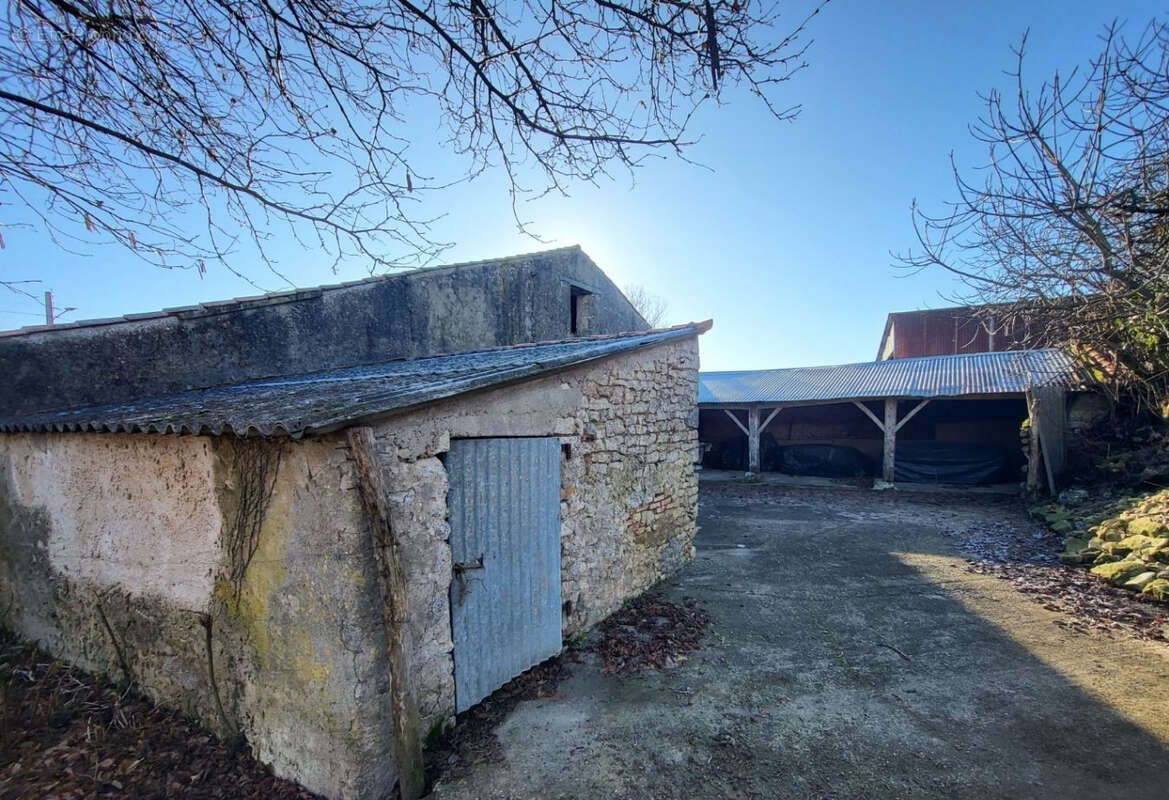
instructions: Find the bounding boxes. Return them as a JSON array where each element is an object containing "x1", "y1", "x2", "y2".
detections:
[{"x1": 674, "y1": 487, "x2": 1169, "y2": 800}]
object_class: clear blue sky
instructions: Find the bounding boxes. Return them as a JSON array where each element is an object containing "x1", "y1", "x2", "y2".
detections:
[{"x1": 1, "y1": 1, "x2": 1163, "y2": 370}]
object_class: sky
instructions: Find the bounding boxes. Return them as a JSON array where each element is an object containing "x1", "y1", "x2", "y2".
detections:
[{"x1": 1, "y1": 1, "x2": 1165, "y2": 371}]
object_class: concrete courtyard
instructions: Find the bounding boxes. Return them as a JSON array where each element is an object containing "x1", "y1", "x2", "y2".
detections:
[{"x1": 431, "y1": 484, "x2": 1169, "y2": 800}]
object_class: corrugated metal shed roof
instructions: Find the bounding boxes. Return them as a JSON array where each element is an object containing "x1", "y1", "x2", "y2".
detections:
[
  {"x1": 0, "y1": 323, "x2": 707, "y2": 438},
  {"x1": 698, "y1": 349, "x2": 1082, "y2": 405}
]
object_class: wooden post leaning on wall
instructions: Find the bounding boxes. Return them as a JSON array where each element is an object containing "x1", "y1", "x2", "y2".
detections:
[
  {"x1": 347, "y1": 426, "x2": 426, "y2": 800},
  {"x1": 1026, "y1": 392, "x2": 1042, "y2": 493}
]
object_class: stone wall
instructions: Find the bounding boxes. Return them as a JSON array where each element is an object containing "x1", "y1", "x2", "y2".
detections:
[
  {"x1": 0, "y1": 247, "x2": 647, "y2": 414},
  {"x1": 0, "y1": 432, "x2": 393, "y2": 800},
  {"x1": 372, "y1": 336, "x2": 701, "y2": 721},
  {"x1": 0, "y1": 334, "x2": 701, "y2": 799}
]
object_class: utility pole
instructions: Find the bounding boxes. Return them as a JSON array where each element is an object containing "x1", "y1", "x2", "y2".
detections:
[{"x1": 41, "y1": 291, "x2": 76, "y2": 326}]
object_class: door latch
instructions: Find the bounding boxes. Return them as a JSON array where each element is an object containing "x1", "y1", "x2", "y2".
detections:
[
  {"x1": 452, "y1": 554, "x2": 484, "y2": 576},
  {"x1": 453, "y1": 554, "x2": 484, "y2": 606}
]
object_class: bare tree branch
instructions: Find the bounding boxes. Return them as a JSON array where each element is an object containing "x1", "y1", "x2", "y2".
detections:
[
  {"x1": 0, "y1": 0, "x2": 826, "y2": 290},
  {"x1": 624, "y1": 282, "x2": 669, "y2": 326},
  {"x1": 897, "y1": 18, "x2": 1169, "y2": 410}
]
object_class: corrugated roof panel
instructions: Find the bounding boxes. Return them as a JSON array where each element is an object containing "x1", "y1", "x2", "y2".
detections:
[
  {"x1": 0, "y1": 323, "x2": 706, "y2": 438},
  {"x1": 698, "y1": 349, "x2": 1082, "y2": 405}
]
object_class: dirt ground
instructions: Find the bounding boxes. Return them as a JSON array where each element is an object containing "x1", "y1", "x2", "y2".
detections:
[{"x1": 430, "y1": 483, "x2": 1169, "y2": 800}]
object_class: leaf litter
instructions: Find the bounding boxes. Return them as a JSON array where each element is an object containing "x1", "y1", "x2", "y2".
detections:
[
  {"x1": 952, "y1": 520, "x2": 1169, "y2": 642},
  {"x1": 0, "y1": 629, "x2": 319, "y2": 800}
]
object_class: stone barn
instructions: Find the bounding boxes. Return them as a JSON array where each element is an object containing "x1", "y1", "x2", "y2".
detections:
[{"x1": 0, "y1": 249, "x2": 707, "y2": 799}]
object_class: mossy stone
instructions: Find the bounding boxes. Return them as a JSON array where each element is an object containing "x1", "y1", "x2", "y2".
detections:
[
  {"x1": 1093, "y1": 551, "x2": 1120, "y2": 567},
  {"x1": 1109, "y1": 535, "x2": 1157, "y2": 557},
  {"x1": 1127, "y1": 517, "x2": 1166, "y2": 537},
  {"x1": 1091, "y1": 560, "x2": 1148, "y2": 585},
  {"x1": 1095, "y1": 519, "x2": 1127, "y2": 536},
  {"x1": 1059, "y1": 549, "x2": 1098, "y2": 565},
  {"x1": 1100, "y1": 541, "x2": 1128, "y2": 557},
  {"x1": 1123, "y1": 571, "x2": 1158, "y2": 591},
  {"x1": 1141, "y1": 578, "x2": 1169, "y2": 602}
]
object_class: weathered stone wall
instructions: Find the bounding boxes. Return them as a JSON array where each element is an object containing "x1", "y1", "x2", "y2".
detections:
[
  {"x1": 0, "y1": 432, "x2": 394, "y2": 800},
  {"x1": 372, "y1": 336, "x2": 701, "y2": 721},
  {"x1": 0, "y1": 247, "x2": 648, "y2": 414},
  {"x1": 0, "y1": 334, "x2": 701, "y2": 798}
]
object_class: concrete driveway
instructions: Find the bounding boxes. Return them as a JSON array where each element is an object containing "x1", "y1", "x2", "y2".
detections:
[{"x1": 431, "y1": 484, "x2": 1169, "y2": 799}]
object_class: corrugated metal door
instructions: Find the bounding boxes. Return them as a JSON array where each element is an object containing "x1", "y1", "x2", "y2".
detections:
[{"x1": 446, "y1": 437, "x2": 562, "y2": 713}]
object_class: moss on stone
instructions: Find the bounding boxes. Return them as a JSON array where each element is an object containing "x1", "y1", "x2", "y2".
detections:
[
  {"x1": 1123, "y1": 571, "x2": 1158, "y2": 591},
  {"x1": 1143, "y1": 578, "x2": 1169, "y2": 601},
  {"x1": 1059, "y1": 489, "x2": 1169, "y2": 602},
  {"x1": 1090, "y1": 560, "x2": 1148, "y2": 585},
  {"x1": 1100, "y1": 541, "x2": 1131, "y2": 557},
  {"x1": 1094, "y1": 519, "x2": 1127, "y2": 537},
  {"x1": 1117, "y1": 534, "x2": 1156, "y2": 552},
  {"x1": 1093, "y1": 550, "x2": 1118, "y2": 566},
  {"x1": 1059, "y1": 537, "x2": 1099, "y2": 564},
  {"x1": 1127, "y1": 517, "x2": 1167, "y2": 538}
]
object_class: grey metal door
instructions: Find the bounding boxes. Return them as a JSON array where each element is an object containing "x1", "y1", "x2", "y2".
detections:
[{"x1": 447, "y1": 437, "x2": 563, "y2": 712}]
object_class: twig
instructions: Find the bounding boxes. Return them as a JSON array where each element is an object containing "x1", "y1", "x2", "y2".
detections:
[
  {"x1": 876, "y1": 642, "x2": 912, "y2": 662},
  {"x1": 95, "y1": 600, "x2": 133, "y2": 686},
  {"x1": 199, "y1": 613, "x2": 239, "y2": 750}
]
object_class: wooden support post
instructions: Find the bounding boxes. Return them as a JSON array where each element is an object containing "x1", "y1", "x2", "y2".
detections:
[
  {"x1": 748, "y1": 407, "x2": 760, "y2": 473},
  {"x1": 883, "y1": 398, "x2": 897, "y2": 483},
  {"x1": 347, "y1": 427, "x2": 425, "y2": 800}
]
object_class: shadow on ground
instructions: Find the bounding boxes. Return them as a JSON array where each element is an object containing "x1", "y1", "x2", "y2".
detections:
[{"x1": 430, "y1": 484, "x2": 1169, "y2": 800}]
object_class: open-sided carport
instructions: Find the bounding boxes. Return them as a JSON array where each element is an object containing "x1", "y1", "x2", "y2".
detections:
[{"x1": 698, "y1": 349, "x2": 1083, "y2": 489}]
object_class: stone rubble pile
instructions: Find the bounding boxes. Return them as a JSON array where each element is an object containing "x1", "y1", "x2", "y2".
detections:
[{"x1": 1048, "y1": 488, "x2": 1169, "y2": 603}]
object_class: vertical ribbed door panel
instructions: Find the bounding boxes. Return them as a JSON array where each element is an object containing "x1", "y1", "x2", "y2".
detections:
[{"x1": 447, "y1": 437, "x2": 562, "y2": 713}]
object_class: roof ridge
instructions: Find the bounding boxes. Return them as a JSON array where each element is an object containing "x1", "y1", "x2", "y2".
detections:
[
  {"x1": 0, "y1": 320, "x2": 709, "y2": 437},
  {"x1": 241, "y1": 320, "x2": 712, "y2": 388},
  {"x1": 698, "y1": 348, "x2": 1082, "y2": 406},
  {"x1": 0, "y1": 245, "x2": 586, "y2": 339},
  {"x1": 700, "y1": 348, "x2": 1064, "y2": 376}
]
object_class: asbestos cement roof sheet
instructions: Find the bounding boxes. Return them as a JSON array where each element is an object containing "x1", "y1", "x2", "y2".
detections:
[
  {"x1": 698, "y1": 348, "x2": 1082, "y2": 405},
  {"x1": 0, "y1": 322, "x2": 708, "y2": 438}
]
